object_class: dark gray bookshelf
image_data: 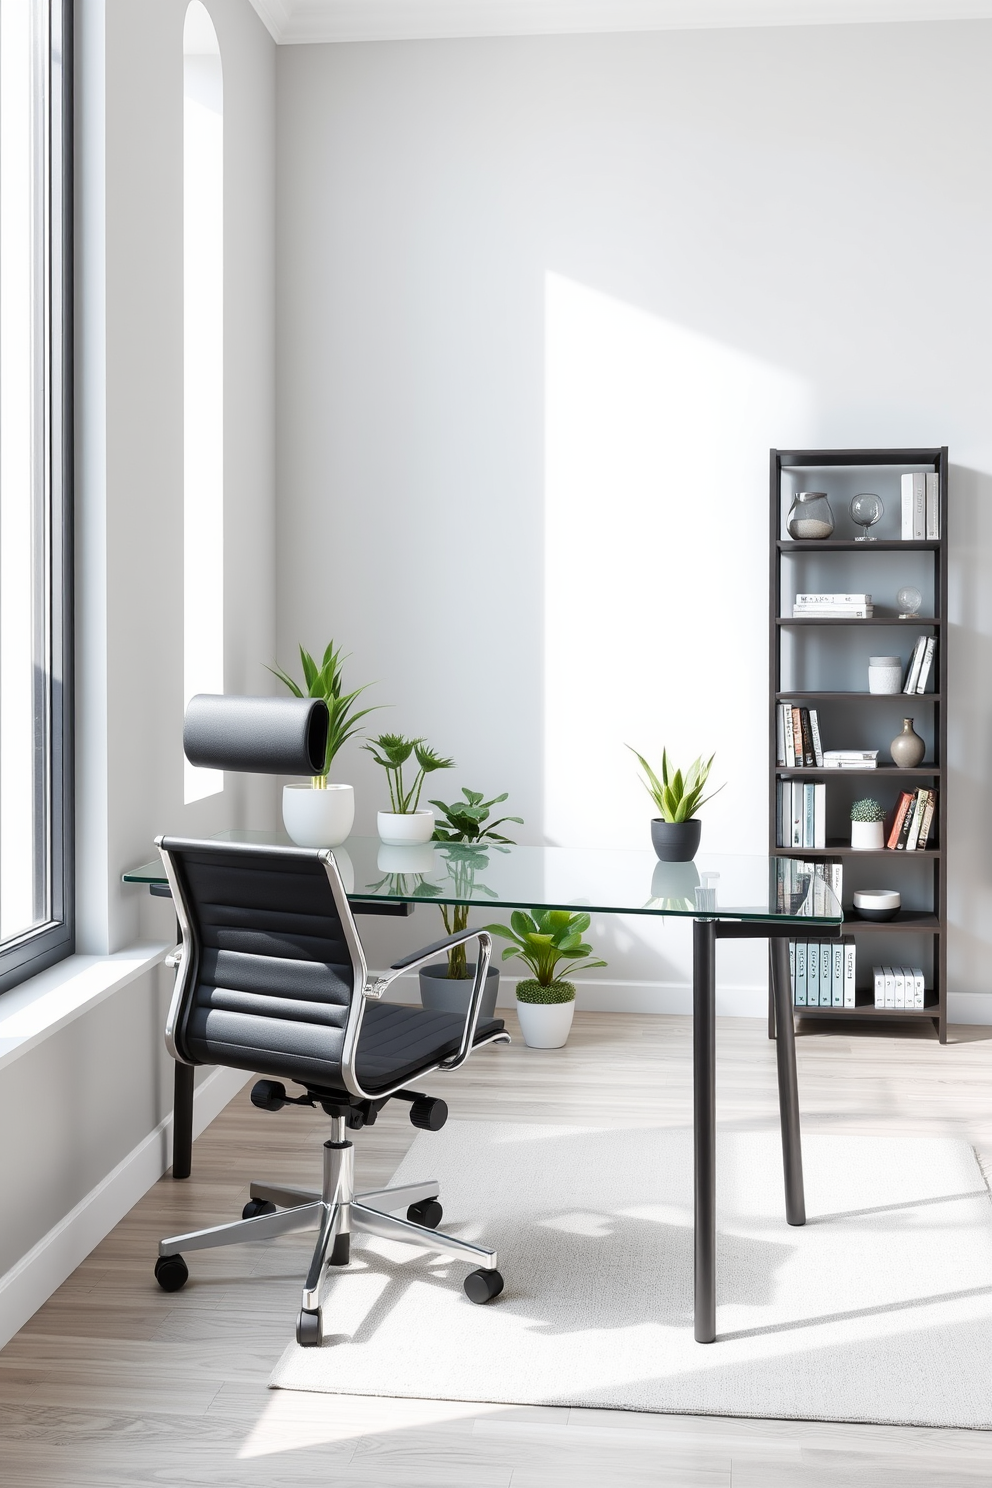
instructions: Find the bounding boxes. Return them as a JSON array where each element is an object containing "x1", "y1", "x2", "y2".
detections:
[{"x1": 769, "y1": 447, "x2": 948, "y2": 1042}]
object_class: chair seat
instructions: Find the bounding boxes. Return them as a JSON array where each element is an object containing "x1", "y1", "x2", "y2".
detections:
[{"x1": 356, "y1": 1003, "x2": 504, "y2": 1090}]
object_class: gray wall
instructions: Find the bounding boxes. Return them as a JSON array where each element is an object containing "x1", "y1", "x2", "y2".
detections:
[{"x1": 274, "y1": 21, "x2": 992, "y2": 1010}]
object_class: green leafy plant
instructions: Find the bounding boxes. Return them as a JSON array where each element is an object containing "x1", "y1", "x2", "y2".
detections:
[
  {"x1": 627, "y1": 746, "x2": 724, "y2": 823},
  {"x1": 269, "y1": 640, "x2": 378, "y2": 787},
  {"x1": 363, "y1": 733, "x2": 454, "y2": 814},
  {"x1": 484, "y1": 909, "x2": 606, "y2": 1005},
  {"x1": 430, "y1": 789, "x2": 523, "y2": 979},
  {"x1": 851, "y1": 797, "x2": 884, "y2": 823}
]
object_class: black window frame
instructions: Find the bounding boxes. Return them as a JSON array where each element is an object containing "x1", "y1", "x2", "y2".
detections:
[{"x1": 0, "y1": 0, "x2": 73, "y2": 993}]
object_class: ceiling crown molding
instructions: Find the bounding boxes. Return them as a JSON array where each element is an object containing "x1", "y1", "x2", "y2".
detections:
[{"x1": 249, "y1": 0, "x2": 992, "y2": 46}]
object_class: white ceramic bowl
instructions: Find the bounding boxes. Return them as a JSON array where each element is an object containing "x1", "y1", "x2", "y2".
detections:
[{"x1": 853, "y1": 888, "x2": 901, "y2": 921}]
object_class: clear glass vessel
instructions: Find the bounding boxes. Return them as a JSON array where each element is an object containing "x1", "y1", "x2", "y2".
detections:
[
  {"x1": 787, "y1": 491, "x2": 834, "y2": 540},
  {"x1": 851, "y1": 492, "x2": 883, "y2": 541}
]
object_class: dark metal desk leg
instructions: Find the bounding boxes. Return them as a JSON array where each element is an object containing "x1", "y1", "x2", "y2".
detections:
[
  {"x1": 770, "y1": 937, "x2": 805, "y2": 1226},
  {"x1": 172, "y1": 1062, "x2": 194, "y2": 1180},
  {"x1": 693, "y1": 917, "x2": 717, "y2": 1344}
]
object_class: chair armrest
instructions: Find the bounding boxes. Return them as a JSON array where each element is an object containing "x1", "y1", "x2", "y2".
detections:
[
  {"x1": 377, "y1": 928, "x2": 494, "y2": 1070},
  {"x1": 390, "y1": 931, "x2": 482, "y2": 972}
]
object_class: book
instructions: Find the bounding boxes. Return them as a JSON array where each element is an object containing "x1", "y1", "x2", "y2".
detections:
[
  {"x1": 803, "y1": 783, "x2": 815, "y2": 849},
  {"x1": 832, "y1": 940, "x2": 844, "y2": 1007},
  {"x1": 925, "y1": 471, "x2": 940, "y2": 540},
  {"x1": 895, "y1": 798, "x2": 916, "y2": 851},
  {"x1": 795, "y1": 941, "x2": 807, "y2": 1006},
  {"x1": 901, "y1": 474, "x2": 914, "y2": 540},
  {"x1": 814, "y1": 782, "x2": 826, "y2": 850},
  {"x1": 783, "y1": 704, "x2": 796, "y2": 767},
  {"x1": 777, "y1": 705, "x2": 787, "y2": 767},
  {"x1": 793, "y1": 605, "x2": 874, "y2": 617},
  {"x1": 893, "y1": 967, "x2": 905, "y2": 1010},
  {"x1": 917, "y1": 790, "x2": 936, "y2": 849},
  {"x1": 884, "y1": 966, "x2": 895, "y2": 1009},
  {"x1": 792, "y1": 709, "x2": 804, "y2": 767},
  {"x1": 794, "y1": 593, "x2": 872, "y2": 605},
  {"x1": 915, "y1": 636, "x2": 936, "y2": 694},
  {"x1": 819, "y1": 944, "x2": 831, "y2": 1008},
  {"x1": 886, "y1": 791, "x2": 915, "y2": 849},
  {"x1": 905, "y1": 788, "x2": 928, "y2": 852},
  {"x1": 808, "y1": 942, "x2": 820, "y2": 1007},
  {"x1": 873, "y1": 965, "x2": 884, "y2": 1008},
  {"x1": 823, "y1": 749, "x2": 879, "y2": 760},
  {"x1": 792, "y1": 781, "x2": 803, "y2": 848},
  {"x1": 904, "y1": 636, "x2": 927, "y2": 694},
  {"x1": 808, "y1": 709, "x2": 824, "y2": 767},
  {"x1": 843, "y1": 938, "x2": 856, "y2": 1008},
  {"x1": 900, "y1": 471, "x2": 927, "y2": 539},
  {"x1": 913, "y1": 967, "x2": 925, "y2": 1009},
  {"x1": 789, "y1": 941, "x2": 797, "y2": 1004}
]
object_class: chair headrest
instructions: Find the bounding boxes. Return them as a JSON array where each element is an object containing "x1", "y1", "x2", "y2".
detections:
[{"x1": 182, "y1": 694, "x2": 329, "y2": 776}]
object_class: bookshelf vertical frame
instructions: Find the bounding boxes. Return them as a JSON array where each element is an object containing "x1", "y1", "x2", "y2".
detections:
[{"x1": 769, "y1": 447, "x2": 948, "y2": 1043}]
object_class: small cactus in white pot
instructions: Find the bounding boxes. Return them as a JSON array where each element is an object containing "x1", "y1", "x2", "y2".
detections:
[{"x1": 850, "y1": 797, "x2": 885, "y2": 851}]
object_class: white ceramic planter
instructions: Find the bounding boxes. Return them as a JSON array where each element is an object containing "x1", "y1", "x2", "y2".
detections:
[
  {"x1": 850, "y1": 819, "x2": 884, "y2": 851},
  {"x1": 377, "y1": 809, "x2": 434, "y2": 846},
  {"x1": 282, "y1": 783, "x2": 354, "y2": 848},
  {"x1": 515, "y1": 998, "x2": 575, "y2": 1049}
]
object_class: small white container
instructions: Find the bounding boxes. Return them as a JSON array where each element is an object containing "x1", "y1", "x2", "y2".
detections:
[
  {"x1": 851, "y1": 819, "x2": 885, "y2": 851},
  {"x1": 515, "y1": 998, "x2": 575, "y2": 1049},
  {"x1": 868, "y1": 655, "x2": 902, "y2": 694},
  {"x1": 853, "y1": 888, "x2": 901, "y2": 921},
  {"x1": 282, "y1": 783, "x2": 354, "y2": 847},
  {"x1": 377, "y1": 809, "x2": 435, "y2": 846}
]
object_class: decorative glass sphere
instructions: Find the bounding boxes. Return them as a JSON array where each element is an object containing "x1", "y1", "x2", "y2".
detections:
[
  {"x1": 896, "y1": 585, "x2": 923, "y2": 619},
  {"x1": 851, "y1": 492, "x2": 883, "y2": 540}
]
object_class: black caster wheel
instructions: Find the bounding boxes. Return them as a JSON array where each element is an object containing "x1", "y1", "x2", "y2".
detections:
[
  {"x1": 242, "y1": 1198, "x2": 277, "y2": 1220},
  {"x1": 464, "y1": 1268, "x2": 503, "y2": 1305},
  {"x1": 296, "y1": 1308, "x2": 323, "y2": 1347},
  {"x1": 407, "y1": 1199, "x2": 443, "y2": 1229},
  {"x1": 154, "y1": 1254, "x2": 189, "y2": 1293}
]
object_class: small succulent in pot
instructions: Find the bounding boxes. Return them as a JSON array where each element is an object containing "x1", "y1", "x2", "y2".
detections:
[
  {"x1": 850, "y1": 797, "x2": 885, "y2": 851},
  {"x1": 627, "y1": 745, "x2": 724, "y2": 862}
]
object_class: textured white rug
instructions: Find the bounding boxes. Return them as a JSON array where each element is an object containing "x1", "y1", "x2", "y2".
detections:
[{"x1": 270, "y1": 1122, "x2": 992, "y2": 1428}]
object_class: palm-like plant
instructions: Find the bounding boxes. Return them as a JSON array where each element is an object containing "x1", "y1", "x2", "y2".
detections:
[
  {"x1": 628, "y1": 746, "x2": 724, "y2": 824},
  {"x1": 483, "y1": 909, "x2": 606, "y2": 1003},
  {"x1": 363, "y1": 733, "x2": 454, "y2": 814},
  {"x1": 269, "y1": 641, "x2": 378, "y2": 788}
]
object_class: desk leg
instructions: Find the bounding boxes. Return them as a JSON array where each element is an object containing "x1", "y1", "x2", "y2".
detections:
[
  {"x1": 693, "y1": 917, "x2": 717, "y2": 1344},
  {"x1": 769, "y1": 937, "x2": 805, "y2": 1226},
  {"x1": 173, "y1": 1062, "x2": 194, "y2": 1180}
]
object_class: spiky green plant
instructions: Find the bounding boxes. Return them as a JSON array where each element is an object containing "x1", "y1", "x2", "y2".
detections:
[
  {"x1": 363, "y1": 733, "x2": 454, "y2": 814},
  {"x1": 483, "y1": 909, "x2": 606, "y2": 1003},
  {"x1": 851, "y1": 797, "x2": 884, "y2": 823},
  {"x1": 627, "y1": 746, "x2": 724, "y2": 823},
  {"x1": 268, "y1": 640, "x2": 379, "y2": 787}
]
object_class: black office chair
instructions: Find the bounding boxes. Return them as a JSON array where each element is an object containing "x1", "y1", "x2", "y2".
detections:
[{"x1": 152, "y1": 837, "x2": 509, "y2": 1347}]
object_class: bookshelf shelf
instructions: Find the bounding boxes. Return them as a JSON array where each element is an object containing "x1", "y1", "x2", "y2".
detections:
[{"x1": 770, "y1": 446, "x2": 948, "y2": 1042}]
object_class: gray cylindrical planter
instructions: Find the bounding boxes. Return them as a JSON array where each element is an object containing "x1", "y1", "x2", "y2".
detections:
[
  {"x1": 419, "y1": 962, "x2": 500, "y2": 1019},
  {"x1": 651, "y1": 818, "x2": 702, "y2": 862}
]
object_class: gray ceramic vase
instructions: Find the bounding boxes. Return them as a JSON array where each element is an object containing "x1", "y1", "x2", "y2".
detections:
[
  {"x1": 419, "y1": 961, "x2": 500, "y2": 1019},
  {"x1": 650, "y1": 818, "x2": 702, "y2": 863},
  {"x1": 889, "y1": 718, "x2": 926, "y2": 768}
]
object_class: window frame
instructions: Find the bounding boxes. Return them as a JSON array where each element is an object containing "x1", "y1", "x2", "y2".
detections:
[{"x1": 0, "y1": 0, "x2": 73, "y2": 993}]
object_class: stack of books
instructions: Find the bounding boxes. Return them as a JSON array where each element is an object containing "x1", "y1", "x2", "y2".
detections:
[
  {"x1": 773, "y1": 858, "x2": 842, "y2": 917},
  {"x1": 777, "y1": 703, "x2": 823, "y2": 767},
  {"x1": 823, "y1": 749, "x2": 879, "y2": 770},
  {"x1": 776, "y1": 780, "x2": 826, "y2": 849},
  {"x1": 903, "y1": 636, "x2": 936, "y2": 693},
  {"x1": 900, "y1": 472, "x2": 940, "y2": 540},
  {"x1": 872, "y1": 965, "x2": 926, "y2": 1009},
  {"x1": 886, "y1": 789, "x2": 937, "y2": 851},
  {"x1": 793, "y1": 592, "x2": 873, "y2": 618},
  {"x1": 792, "y1": 938, "x2": 857, "y2": 1008}
]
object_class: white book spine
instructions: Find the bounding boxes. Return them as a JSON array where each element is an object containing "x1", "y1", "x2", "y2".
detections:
[
  {"x1": 905, "y1": 790, "x2": 926, "y2": 852},
  {"x1": 894, "y1": 967, "x2": 905, "y2": 1010},
  {"x1": 901, "y1": 472, "x2": 914, "y2": 540},
  {"x1": 904, "y1": 636, "x2": 926, "y2": 694},
  {"x1": 843, "y1": 939, "x2": 856, "y2": 1008},
  {"x1": 794, "y1": 593, "x2": 871, "y2": 605},
  {"x1": 915, "y1": 967, "x2": 925, "y2": 1009},
  {"x1": 913, "y1": 471, "x2": 926, "y2": 539},
  {"x1": 832, "y1": 941, "x2": 844, "y2": 1007},
  {"x1": 784, "y1": 704, "x2": 796, "y2": 768},
  {"x1": 873, "y1": 965, "x2": 884, "y2": 1008},
  {"x1": 777, "y1": 705, "x2": 786, "y2": 766},
  {"x1": 820, "y1": 944, "x2": 832, "y2": 1007},
  {"x1": 792, "y1": 782, "x2": 803, "y2": 848},
  {"x1": 813, "y1": 782, "x2": 826, "y2": 850},
  {"x1": 916, "y1": 636, "x2": 936, "y2": 694},
  {"x1": 809, "y1": 709, "x2": 824, "y2": 767},
  {"x1": 795, "y1": 941, "x2": 807, "y2": 1006},
  {"x1": 925, "y1": 471, "x2": 940, "y2": 540},
  {"x1": 884, "y1": 966, "x2": 895, "y2": 1009}
]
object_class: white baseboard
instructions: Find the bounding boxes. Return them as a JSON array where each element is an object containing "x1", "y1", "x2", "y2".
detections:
[
  {"x1": 948, "y1": 993, "x2": 992, "y2": 1026},
  {"x1": 386, "y1": 971, "x2": 768, "y2": 1018},
  {"x1": 0, "y1": 1064, "x2": 249, "y2": 1351}
]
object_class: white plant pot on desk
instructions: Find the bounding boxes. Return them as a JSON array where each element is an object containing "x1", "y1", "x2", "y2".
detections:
[
  {"x1": 850, "y1": 820, "x2": 884, "y2": 851},
  {"x1": 377, "y1": 809, "x2": 434, "y2": 846},
  {"x1": 282, "y1": 783, "x2": 354, "y2": 847}
]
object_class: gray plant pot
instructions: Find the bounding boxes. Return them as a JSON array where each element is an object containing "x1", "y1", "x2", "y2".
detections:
[
  {"x1": 650, "y1": 818, "x2": 702, "y2": 863},
  {"x1": 419, "y1": 961, "x2": 500, "y2": 1019}
]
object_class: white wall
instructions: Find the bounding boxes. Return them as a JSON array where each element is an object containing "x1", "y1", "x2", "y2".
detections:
[
  {"x1": 275, "y1": 20, "x2": 992, "y2": 1013},
  {"x1": 0, "y1": 0, "x2": 276, "y2": 1317}
]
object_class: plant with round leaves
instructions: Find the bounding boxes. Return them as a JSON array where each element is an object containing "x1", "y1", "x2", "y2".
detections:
[
  {"x1": 268, "y1": 640, "x2": 379, "y2": 787},
  {"x1": 627, "y1": 746, "x2": 724, "y2": 824}
]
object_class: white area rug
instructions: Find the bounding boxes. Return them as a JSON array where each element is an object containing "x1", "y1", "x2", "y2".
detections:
[{"x1": 270, "y1": 1122, "x2": 992, "y2": 1428}]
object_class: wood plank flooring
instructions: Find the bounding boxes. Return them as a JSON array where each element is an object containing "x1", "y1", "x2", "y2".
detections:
[{"x1": 3, "y1": 1010, "x2": 992, "y2": 1485}]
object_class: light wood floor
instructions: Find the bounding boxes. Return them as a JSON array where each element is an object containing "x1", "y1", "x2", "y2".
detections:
[{"x1": 4, "y1": 1010, "x2": 992, "y2": 1486}]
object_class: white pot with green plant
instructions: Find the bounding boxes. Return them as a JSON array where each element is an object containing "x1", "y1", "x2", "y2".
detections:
[
  {"x1": 418, "y1": 789, "x2": 523, "y2": 1018},
  {"x1": 483, "y1": 910, "x2": 606, "y2": 1049},
  {"x1": 851, "y1": 797, "x2": 885, "y2": 850},
  {"x1": 628, "y1": 746, "x2": 724, "y2": 862},
  {"x1": 271, "y1": 641, "x2": 378, "y2": 847},
  {"x1": 364, "y1": 733, "x2": 454, "y2": 845}
]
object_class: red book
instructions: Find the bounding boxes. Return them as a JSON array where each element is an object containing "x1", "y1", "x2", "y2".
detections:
[{"x1": 885, "y1": 792, "x2": 914, "y2": 850}]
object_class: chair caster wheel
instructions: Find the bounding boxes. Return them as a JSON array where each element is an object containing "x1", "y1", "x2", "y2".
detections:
[
  {"x1": 407, "y1": 1199, "x2": 443, "y2": 1229},
  {"x1": 154, "y1": 1254, "x2": 189, "y2": 1293},
  {"x1": 464, "y1": 1268, "x2": 503, "y2": 1305},
  {"x1": 296, "y1": 1308, "x2": 322, "y2": 1347},
  {"x1": 242, "y1": 1198, "x2": 277, "y2": 1220}
]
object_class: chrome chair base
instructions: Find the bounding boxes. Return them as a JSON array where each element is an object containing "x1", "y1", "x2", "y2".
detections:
[{"x1": 157, "y1": 1115, "x2": 502, "y2": 1346}]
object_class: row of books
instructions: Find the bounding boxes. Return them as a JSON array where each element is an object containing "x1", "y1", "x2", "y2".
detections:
[
  {"x1": 903, "y1": 636, "x2": 936, "y2": 693},
  {"x1": 791, "y1": 939, "x2": 856, "y2": 1007},
  {"x1": 776, "y1": 780, "x2": 826, "y2": 849},
  {"x1": 872, "y1": 965, "x2": 927, "y2": 1009},
  {"x1": 793, "y1": 591, "x2": 873, "y2": 618},
  {"x1": 887, "y1": 789, "x2": 937, "y2": 851},
  {"x1": 773, "y1": 858, "x2": 843, "y2": 917},
  {"x1": 901, "y1": 472, "x2": 940, "y2": 540},
  {"x1": 777, "y1": 704, "x2": 823, "y2": 767}
]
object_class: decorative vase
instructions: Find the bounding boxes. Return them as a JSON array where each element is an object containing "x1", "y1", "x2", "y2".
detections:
[
  {"x1": 850, "y1": 820, "x2": 884, "y2": 851},
  {"x1": 282, "y1": 783, "x2": 354, "y2": 847},
  {"x1": 650, "y1": 818, "x2": 701, "y2": 863},
  {"x1": 889, "y1": 717, "x2": 926, "y2": 768},
  {"x1": 515, "y1": 980, "x2": 576, "y2": 1048},
  {"x1": 419, "y1": 962, "x2": 500, "y2": 1019},
  {"x1": 377, "y1": 809, "x2": 434, "y2": 846},
  {"x1": 787, "y1": 491, "x2": 835, "y2": 540},
  {"x1": 868, "y1": 656, "x2": 902, "y2": 695}
]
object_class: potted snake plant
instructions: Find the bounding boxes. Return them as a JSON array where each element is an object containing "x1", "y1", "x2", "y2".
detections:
[
  {"x1": 483, "y1": 909, "x2": 606, "y2": 1048},
  {"x1": 628, "y1": 746, "x2": 724, "y2": 862}
]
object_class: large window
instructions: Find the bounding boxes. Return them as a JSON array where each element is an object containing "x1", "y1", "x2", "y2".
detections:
[{"x1": 0, "y1": 0, "x2": 72, "y2": 989}]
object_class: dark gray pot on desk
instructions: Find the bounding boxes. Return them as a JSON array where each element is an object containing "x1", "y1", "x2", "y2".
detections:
[
  {"x1": 651, "y1": 818, "x2": 702, "y2": 862},
  {"x1": 419, "y1": 962, "x2": 500, "y2": 1018}
]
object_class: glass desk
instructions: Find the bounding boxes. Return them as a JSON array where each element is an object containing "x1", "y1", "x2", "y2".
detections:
[{"x1": 125, "y1": 834, "x2": 842, "y2": 1344}]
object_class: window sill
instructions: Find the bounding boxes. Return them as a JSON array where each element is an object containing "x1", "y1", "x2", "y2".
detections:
[{"x1": 0, "y1": 943, "x2": 170, "y2": 1073}]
